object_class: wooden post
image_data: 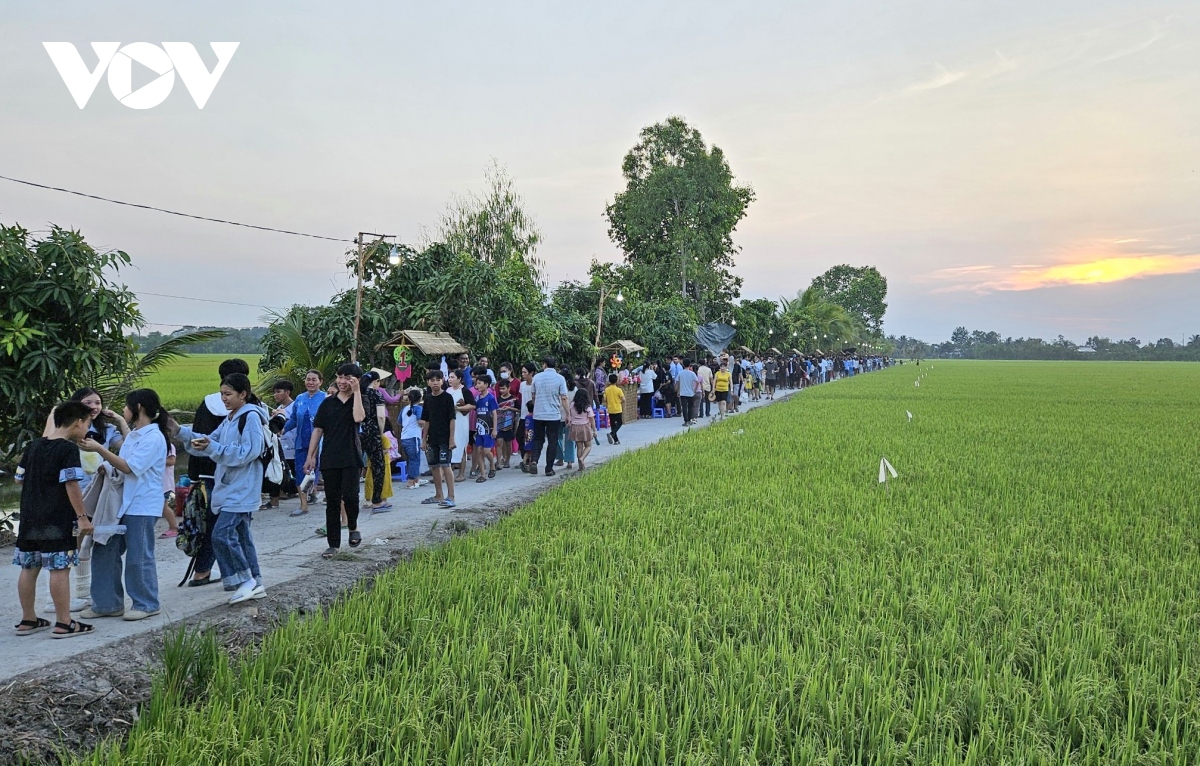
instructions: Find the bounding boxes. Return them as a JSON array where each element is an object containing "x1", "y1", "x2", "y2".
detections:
[
  {"x1": 589, "y1": 286, "x2": 608, "y2": 374},
  {"x1": 352, "y1": 234, "x2": 365, "y2": 364}
]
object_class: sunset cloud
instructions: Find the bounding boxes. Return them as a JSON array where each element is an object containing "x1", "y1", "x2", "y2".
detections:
[{"x1": 927, "y1": 254, "x2": 1200, "y2": 293}]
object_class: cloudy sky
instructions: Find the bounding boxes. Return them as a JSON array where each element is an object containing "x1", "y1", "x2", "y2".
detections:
[{"x1": 1, "y1": 1, "x2": 1196, "y2": 343}]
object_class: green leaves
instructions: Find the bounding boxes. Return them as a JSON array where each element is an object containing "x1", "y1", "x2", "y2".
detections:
[
  {"x1": 809, "y1": 265, "x2": 888, "y2": 336},
  {"x1": 0, "y1": 311, "x2": 44, "y2": 357},
  {"x1": 0, "y1": 223, "x2": 141, "y2": 464},
  {"x1": 606, "y1": 116, "x2": 754, "y2": 321}
]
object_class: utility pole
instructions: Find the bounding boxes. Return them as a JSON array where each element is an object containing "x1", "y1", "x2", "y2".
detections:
[
  {"x1": 588, "y1": 285, "x2": 624, "y2": 372},
  {"x1": 352, "y1": 231, "x2": 396, "y2": 364},
  {"x1": 674, "y1": 197, "x2": 686, "y2": 300}
]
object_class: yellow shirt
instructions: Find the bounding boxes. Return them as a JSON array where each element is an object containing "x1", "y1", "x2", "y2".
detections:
[
  {"x1": 603, "y1": 384, "x2": 624, "y2": 414},
  {"x1": 714, "y1": 370, "x2": 731, "y2": 392}
]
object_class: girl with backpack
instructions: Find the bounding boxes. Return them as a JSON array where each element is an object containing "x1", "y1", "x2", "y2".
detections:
[{"x1": 177, "y1": 373, "x2": 267, "y2": 605}]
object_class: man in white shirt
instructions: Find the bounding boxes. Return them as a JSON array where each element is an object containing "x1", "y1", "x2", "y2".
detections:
[
  {"x1": 528, "y1": 356, "x2": 569, "y2": 477},
  {"x1": 697, "y1": 359, "x2": 714, "y2": 419}
]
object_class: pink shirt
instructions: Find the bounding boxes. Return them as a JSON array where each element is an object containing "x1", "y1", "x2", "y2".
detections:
[{"x1": 568, "y1": 406, "x2": 594, "y2": 426}]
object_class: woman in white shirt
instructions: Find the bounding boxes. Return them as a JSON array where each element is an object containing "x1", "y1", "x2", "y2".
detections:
[
  {"x1": 80, "y1": 389, "x2": 169, "y2": 621},
  {"x1": 446, "y1": 369, "x2": 475, "y2": 482}
]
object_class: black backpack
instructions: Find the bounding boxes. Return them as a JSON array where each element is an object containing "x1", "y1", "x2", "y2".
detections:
[{"x1": 175, "y1": 481, "x2": 210, "y2": 586}]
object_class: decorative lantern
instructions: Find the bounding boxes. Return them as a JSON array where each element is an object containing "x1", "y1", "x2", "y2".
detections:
[{"x1": 393, "y1": 346, "x2": 412, "y2": 386}]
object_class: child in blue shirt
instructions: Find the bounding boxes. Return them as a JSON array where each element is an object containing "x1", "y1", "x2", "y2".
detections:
[{"x1": 471, "y1": 376, "x2": 498, "y2": 482}]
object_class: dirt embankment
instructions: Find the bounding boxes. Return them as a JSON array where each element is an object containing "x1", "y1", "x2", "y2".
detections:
[{"x1": 1, "y1": 502, "x2": 509, "y2": 765}]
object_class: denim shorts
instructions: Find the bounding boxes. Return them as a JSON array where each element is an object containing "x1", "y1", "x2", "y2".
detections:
[
  {"x1": 13, "y1": 548, "x2": 78, "y2": 571},
  {"x1": 426, "y1": 442, "x2": 452, "y2": 467}
]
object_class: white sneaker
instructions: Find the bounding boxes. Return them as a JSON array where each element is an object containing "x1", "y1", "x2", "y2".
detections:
[
  {"x1": 44, "y1": 597, "x2": 90, "y2": 614},
  {"x1": 229, "y1": 580, "x2": 258, "y2": 605},
  {"x1": 249, "y1": 585, "x2": 267, "y2": 600}
]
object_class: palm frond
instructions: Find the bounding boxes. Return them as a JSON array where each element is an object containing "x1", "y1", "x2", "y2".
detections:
[{"x1": 98, "y1": 329, "x2": 229, "y2": 401}]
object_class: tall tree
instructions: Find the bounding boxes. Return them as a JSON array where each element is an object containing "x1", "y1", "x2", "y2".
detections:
[
  {"x1": 809, "y1": 265, "x2": 888, "y2": 336},
  {"x1": 436, "y1": 160, "x2": 545, "y2": 286},
  {"x1": 0, "y1": 224, "x2": 218, "y2": 464},
  {"x1": 605, "y1": 116, "x2": 754, "y2": 321}
]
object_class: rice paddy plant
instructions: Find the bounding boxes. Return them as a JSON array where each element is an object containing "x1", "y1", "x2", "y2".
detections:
[
  {"x1": 82, "y1": 361, "x2": 1200, "y2": 764},
  {"x1": 139, "y1": 353, "x2": 262, "y2": 412}
]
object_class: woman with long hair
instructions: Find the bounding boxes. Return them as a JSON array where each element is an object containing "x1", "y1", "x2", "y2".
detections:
[
  {"x1": 359, "y1": 371, "x2": 391, "y2": 511},
  {"x1": 556, "y1": 367, "x2": 577, "y2": 468},
  {"x1": 567, "y1": 388, "x2": 596, "y2": 471},
  {"x1": 177, "y1": 373, "x2": 267, "y2": 604},
  {"x1": 446, "y1": 369, "x2": 475, "y2": 483},
  {"x1": 80, "y1": 389, "x2": 169, "y2": 621}
]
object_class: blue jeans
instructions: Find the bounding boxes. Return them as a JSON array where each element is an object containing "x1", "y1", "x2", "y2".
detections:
[
  {"x1": 401, "y1": 437, "x2": 421, "y2": 483},
  {"x1": 91, "y1": 515, "x2": 159, "y2": 613},
  {"x1": 211, "y1": 511, "x2": 259, "y2": 588},
  {"x1": 557, "y1": 428, "x2": 576, "y2": 464}
]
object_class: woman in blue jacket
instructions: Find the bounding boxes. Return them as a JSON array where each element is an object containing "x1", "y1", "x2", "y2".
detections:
[
  {"x1": 284, "y1": 369, "x2": 326, "y2": 515},
  {"x1": 178, "y1": 373, "x2": 267, "y2": 605}
]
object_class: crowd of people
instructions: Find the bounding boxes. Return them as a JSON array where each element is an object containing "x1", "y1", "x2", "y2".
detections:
[{"x1": 10, "y1": 347, "x2": 890, "y2": 638}]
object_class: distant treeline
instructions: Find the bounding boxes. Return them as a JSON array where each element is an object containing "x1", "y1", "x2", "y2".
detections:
[
  {"x1": 131, "y1": 327, "x2": 267, "y2": 354},
  {"x1": 888, "y1": 329, "x2": 1200, "y2": 361}
]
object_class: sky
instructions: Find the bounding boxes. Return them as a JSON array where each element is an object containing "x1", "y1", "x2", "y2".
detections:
[{"x1": 1, "y1": 1, "x2": 1197, "y2": 344}]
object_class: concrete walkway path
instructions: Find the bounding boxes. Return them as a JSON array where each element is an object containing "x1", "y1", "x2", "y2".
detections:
[{"x1": 1, "y1": 389, "x2": 798, "y2": 682}]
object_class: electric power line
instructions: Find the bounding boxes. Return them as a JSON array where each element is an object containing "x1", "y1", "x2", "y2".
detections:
[
  {"x1": 137, "y1": 291, "x2": 287, "y2": 311},
  {"x1": 0, "y1": 173, "x2": 353, "y2": 243}
]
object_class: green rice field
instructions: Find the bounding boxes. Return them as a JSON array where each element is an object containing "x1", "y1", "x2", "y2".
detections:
[
  {"x1": 85, "y1": 361, "x2": 1200, "y2": 764},
  {"x1": 140, "y1": 353, "x2": 261, "y2": 412}
]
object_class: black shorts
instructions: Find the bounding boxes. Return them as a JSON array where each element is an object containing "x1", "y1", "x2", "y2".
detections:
[
  {"x1": 497, "y1": 429, "x2": 515, "y2": 442},
  {"x1": 715, "y1": 391, "x2": 728, "y2": 402},
  {"x1": 426, "y1": 442, "x2": 452, "y2": 467}
]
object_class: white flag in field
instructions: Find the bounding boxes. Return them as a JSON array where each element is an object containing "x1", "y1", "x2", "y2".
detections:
[
  {"x1": 906, "y1": 410, "x2": 912, "y2": 422},
  {"x1": 878, "y1": 457, "x2": 897, "y2": 483}
]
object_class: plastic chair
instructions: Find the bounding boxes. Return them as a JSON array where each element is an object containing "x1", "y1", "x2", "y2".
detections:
[
  {"x1": 595, "y1": 406, "x2": 609, "y2": 429},
  {"x1": 652, "y1": 408, "x2": 665, "y2": 419},
  {"x1": 391, "y1": 464, "x2": 407, "y2": 483}
]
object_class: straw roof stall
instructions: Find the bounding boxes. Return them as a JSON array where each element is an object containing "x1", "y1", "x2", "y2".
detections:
[
  {"x1": 378, "y1": 330, "x2": 467, "y2": 356},
  {"x1": 767, "y1": 347, "x2": 782, "y2": 355},
  {"x1": 598, "y1": 340, "x2": 646, "y2": 355},
  {"x1": 737, "y1": 345, "x2": 755, "y2": 355}
]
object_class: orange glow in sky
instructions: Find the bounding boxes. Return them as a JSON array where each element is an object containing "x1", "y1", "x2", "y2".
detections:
[{"x1": 1007, "y1": 255, "x2": 1200, "y2": 290}]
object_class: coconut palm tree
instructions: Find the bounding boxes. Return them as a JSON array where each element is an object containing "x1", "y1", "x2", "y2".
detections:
[
  {"x1": 255, "y1": 311, "x2": 340, "y2": 396},
  {"x1": 779, "y1": 288, "x2": 864, "y2": 351}
]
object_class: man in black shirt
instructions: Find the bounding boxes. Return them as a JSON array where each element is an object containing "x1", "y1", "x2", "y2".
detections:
[
  {"x1": 305, "y1": 363, "x2": 366, "y2": 557},
  {"x1": 418, "y1": 369, "x2": 457, "y2": 508}
]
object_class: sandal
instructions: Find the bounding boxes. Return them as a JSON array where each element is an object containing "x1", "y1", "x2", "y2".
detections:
[
  {"x1": 321, "y1": 547, "x2": 337, "y2": 559},
  {"x1": 475, "y1": 475, "x2": 487, "y2": 483},
  {"x1": 14, "y1": 617, "x2": 51, "y2": 636},
  {"x1": 487, "y1": 469, "x2": 495, "y2": 478},
  {"x1": 421, "y1": 496, "x2": 442, "y2": 505},
  {"x1": 50, "y1": 620, "x2": 94, "y2": 639},
  {"x1": 289, "y1": 508, "x2": 308, "y2": 517},
  {"x1": 348, "y1": 531, "x2": 362, "y2": 548},
  {"x1": 188, "y1": 575, "x2": 216, "y2": 587},
  {"x1": 469, "y1": 469, "x2": 479, "y2": 478}
]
